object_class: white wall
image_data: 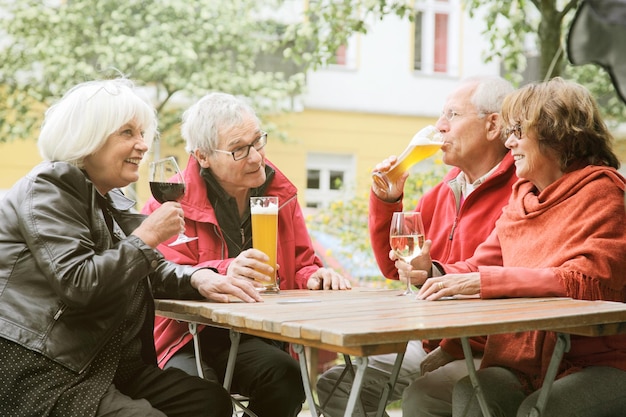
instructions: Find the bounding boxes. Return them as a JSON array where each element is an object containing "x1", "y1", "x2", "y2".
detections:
[{"x1": 302, "y1": 2, "x2": 500, "y2": 117}]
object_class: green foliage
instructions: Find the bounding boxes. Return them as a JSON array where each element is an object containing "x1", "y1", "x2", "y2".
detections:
[
  {"x1": 563, "y1": 64, "x2": 626, "y2": 124},
  {"x1": 0, "y1": 0, "x2": 306, "y2": 143},
  {"x1": 464, "y1": 0, "x2": 625, "y2": 122},
  {"x1": 3, "y1": 0, "x2": 625, "y2": 145},
  {"x1": 0, "y1": 0, "x2": 418, "y2": 145}
]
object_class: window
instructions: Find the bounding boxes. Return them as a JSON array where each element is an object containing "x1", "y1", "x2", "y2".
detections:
[
  {"x1": 331, "y1": 44, "x2": 347, "y2": 66},
  {"x1": 413, "y1": 0, "x2": 459, "y2": 76},
  {"x1": 305, "y1": 153, "x2": 355, "y2": 208},
  {"x1": 328, "y1": 36, "x2": 358, "y2": 69}
]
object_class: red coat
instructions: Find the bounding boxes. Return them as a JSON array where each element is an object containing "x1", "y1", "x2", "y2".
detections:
[
  {"x1": 143, "y1": 155, "x2": 322, "y2": 366},
  {"x1": 369, "y1": 152, "x2": 517, "y2": 356}
]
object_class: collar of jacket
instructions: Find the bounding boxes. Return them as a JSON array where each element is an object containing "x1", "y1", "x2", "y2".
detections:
[{"x1": 179, "y1": 154, "x2": 298, "y2": 223}]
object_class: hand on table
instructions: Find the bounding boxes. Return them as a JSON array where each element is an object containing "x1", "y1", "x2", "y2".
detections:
[
  {"x1": 371, "y1": 155, "x2": 408, "y2": 202},
  {"x1": 307, "y1": 268, "x2": 352, "y2": 290},
  {"x1": 416, "y1": 272, "x2": 481, "y2": 301},
  {"x1": 420, "y1": 346, "x2": 455, "y2": 374},
  {"x1": 190, "y1": 269, "x2": 263, "y2": 303}
]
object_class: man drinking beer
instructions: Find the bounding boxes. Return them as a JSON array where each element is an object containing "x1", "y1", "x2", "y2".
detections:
[{"x1": 317, "y1": 75, "x2": 517, "y2": 417}]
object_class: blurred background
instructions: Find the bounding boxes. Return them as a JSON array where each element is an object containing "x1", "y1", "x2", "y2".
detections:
[{"x1": 1, "y1": 0, "x2": 625, "y2": 290}]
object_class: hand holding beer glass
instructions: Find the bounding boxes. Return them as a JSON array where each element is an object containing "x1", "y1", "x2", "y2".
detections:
[
  {"x1": 250, "y1": 196, "x2": 279, "y2": 293},
  {"x1": 372, "y1": 125, "x2": 443, "y2": 193}
]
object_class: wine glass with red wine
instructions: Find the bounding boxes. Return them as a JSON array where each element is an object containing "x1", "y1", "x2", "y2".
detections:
[{"x1": 148, "y1": 156, "x2": 198, "y2": 246}]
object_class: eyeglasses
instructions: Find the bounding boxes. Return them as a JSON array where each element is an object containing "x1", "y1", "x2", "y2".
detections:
[
  {"x1": 440, "y1": 109, "x2": 484, "y2": 122},
  {"x1": 504, "y1": 124, "x2": 523, "y2": 139},
  {"x1": 213, "y1": 132, "x2": 268, "y2": 161}
]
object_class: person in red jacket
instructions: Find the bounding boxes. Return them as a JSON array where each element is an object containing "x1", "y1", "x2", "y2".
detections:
[
  {"x1": 412, "y1": 77, "x2": 626, "y2": 416},
  {"x1": 142, "y1": 92, "x2": 352, "y2": 417},
  {"x1": 316, "y1": 75, "x2": 516, "y2": 417}
]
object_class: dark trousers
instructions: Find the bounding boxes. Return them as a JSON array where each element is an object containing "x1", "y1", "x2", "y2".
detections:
[
  {"x1": 96, "y1": 366, "x2": 232, "y2": 417},
  {"x1": 166, "y1": 327, "x2": 304, "y2": 417}
]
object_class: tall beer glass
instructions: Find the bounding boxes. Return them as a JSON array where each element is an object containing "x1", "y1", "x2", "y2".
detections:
[
  {"x1": 372, "y1": 125, "x2": 443, "y2": 192},
  {"x1": 250, "y1": 196, "x2": 279, "y2": 293}
]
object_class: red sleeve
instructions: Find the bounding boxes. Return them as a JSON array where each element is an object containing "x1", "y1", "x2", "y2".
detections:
[{"x1": 480, "y1": 266, "x2": 566, "y2": 298}]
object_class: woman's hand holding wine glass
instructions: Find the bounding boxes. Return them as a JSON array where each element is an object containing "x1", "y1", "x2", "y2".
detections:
[
  {"x1": 389, "y1": 211, "x2": 426, "y2": 296},
  {"x1": 132, "y1": 202, "x2": 186, "y2": 248},
  {"x1": 149, "y1": 157, "x2": 198, "y2": 246}
]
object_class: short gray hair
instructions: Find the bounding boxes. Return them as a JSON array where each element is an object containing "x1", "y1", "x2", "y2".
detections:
[
  {"x1": 182, "y1": 92, "x2": 259, "y2": 154},
  {"x1": 38, "y1": 78, "x2": 157, "y2": 167},
  {"x1": 464, "y1": 75, "x2": 514, "y2": 115}
]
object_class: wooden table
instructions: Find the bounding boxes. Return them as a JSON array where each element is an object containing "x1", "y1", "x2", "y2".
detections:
[{"x1": 155, "y1": 289, "x2": 626, "y2": 417}]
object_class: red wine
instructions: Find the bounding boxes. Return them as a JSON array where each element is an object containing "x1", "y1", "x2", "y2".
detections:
[{"x1": 150, "y1": 182, "x2": 185, "y2": 203}]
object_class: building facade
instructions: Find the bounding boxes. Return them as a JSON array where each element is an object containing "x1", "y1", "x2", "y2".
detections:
[{"x1": 2, "y1": 1, "x2": 624, "y2": 205}]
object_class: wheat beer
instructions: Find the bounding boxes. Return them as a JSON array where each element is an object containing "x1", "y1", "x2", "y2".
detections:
[
  {"x1": 372, "y1": 125, "x2": 443, "y2": 192},
  {"x1": 250, "y1": 196, "x2": 279, "y2": 292}
]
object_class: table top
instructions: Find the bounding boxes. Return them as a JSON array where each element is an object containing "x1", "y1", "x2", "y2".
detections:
[{"x1": 155, "y1": 289, "x2": 626, "y2": 356}]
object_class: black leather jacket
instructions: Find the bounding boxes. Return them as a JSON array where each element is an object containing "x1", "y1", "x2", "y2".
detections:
[{"x1": 0, "y1": 161, "x2": 201, "y2": 373}]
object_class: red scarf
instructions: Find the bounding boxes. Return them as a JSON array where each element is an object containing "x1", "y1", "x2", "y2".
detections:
[{"x1": 482, "y1": 165, "x2": 626, "y2": 391}]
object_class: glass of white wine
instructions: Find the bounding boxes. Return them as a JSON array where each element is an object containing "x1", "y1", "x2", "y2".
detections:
[{"x1": 389, "y1": 211, "x2": 426, "y2": 296}]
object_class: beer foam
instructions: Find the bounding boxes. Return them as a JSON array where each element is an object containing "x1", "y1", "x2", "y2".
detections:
[
  {"x1": 409, "y1": 125, "x2": 443, "y2": 146},
  {"x1": 251, "y1": 200, "x2": 278, "y2": 214}
]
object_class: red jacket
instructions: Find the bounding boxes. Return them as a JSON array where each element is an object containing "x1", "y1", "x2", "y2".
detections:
[
  {"x1": 369, "y1": 152, "x2": 517, "y2": 356},
  {"x1": 143, "y1": 155, "x2": 322, "y2": 366}
]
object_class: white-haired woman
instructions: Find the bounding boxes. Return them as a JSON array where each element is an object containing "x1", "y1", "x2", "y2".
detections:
[{"x1": 0, "y1": 78, "x2": 262, "y2": 417}]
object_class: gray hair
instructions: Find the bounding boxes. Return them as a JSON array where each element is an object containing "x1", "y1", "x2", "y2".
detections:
[
  {"x1": 464, "y1": 75, "x2": 515, "y2": 115},
  {"x1": 462, "y1": 75, "x2": 514, "y2": 144},
  {"x1": 182, "y1": 92, "x2": 259, "y2": 154},
  {"x1": 38, "y1": 78, "x2": 157, "y2": 167}
]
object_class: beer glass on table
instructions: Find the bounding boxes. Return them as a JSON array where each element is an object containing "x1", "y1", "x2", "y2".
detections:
[
  {"x1": 148, "y1": 156, "x2": 198, "y2": 247},
  {"x1": 250, "y1": 196, "x2": 279, "y2": 293},
  {"x1": 389, "y1": 212, "x2": 426, "y2": 296},
  {"x1": 372, "y1": 125, "x2": 443, "y2": 193}
]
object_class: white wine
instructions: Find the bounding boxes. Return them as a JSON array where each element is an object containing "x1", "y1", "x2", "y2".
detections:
[{"x1": 390, "y1": 234, "x2": 425, "y2": 262}]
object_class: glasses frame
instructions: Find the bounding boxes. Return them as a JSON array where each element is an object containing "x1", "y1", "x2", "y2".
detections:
[
  {"x1": 213, "y1": 131, "x2": 268, "y2": 161},
  {"x1": 505, "y1": 124, "x2": 523, "y2": 139},
  {"x1": 440, "y1": 109, "x2": 485, "y2": 122}
]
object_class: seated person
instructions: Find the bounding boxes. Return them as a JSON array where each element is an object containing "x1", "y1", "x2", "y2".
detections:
[
  {"x1": 143, "y1": 92, "x2": 352, "y2": 417},
  {"x1": 410, "y1": 77, "x2": 626, "y2": 417},
  {"x1": 0, "y1": 78, "x2": 264, "y2": 417},
  {"x1": 317, "y1": 75, "x2": 516, "y2": 417}
]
